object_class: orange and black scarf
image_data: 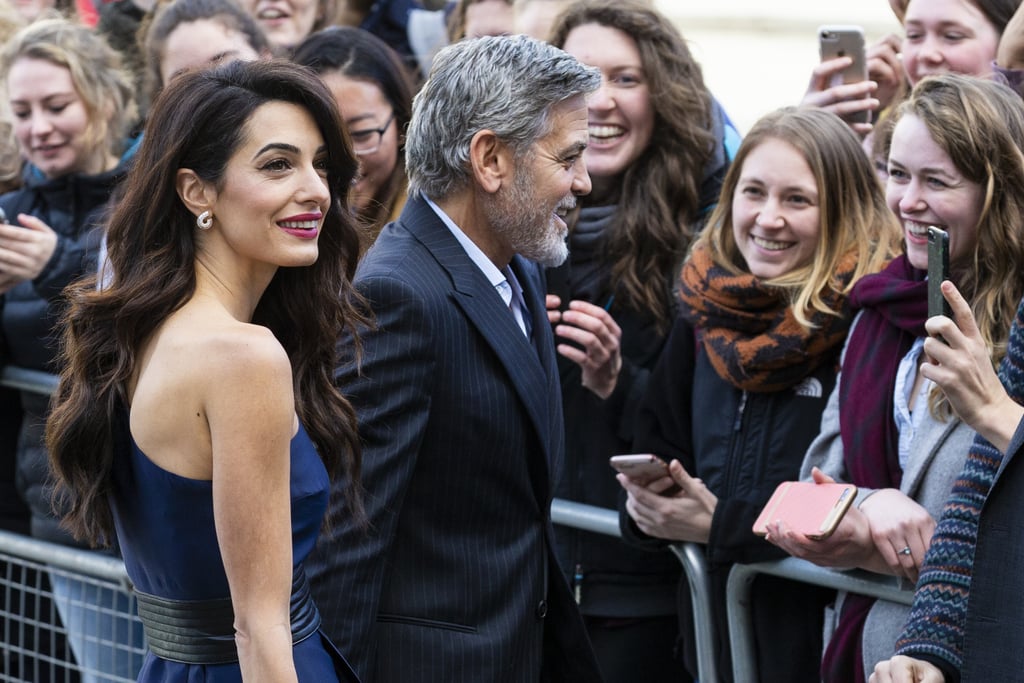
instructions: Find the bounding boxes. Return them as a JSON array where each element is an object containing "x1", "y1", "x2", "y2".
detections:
[{"x1": 677, "y1": 243, "x2": 858, "y2": 393}]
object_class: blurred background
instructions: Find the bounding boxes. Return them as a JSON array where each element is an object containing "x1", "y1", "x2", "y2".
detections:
[{"x1": 654, "y1": 0, "x2": 902, "y2": 132}]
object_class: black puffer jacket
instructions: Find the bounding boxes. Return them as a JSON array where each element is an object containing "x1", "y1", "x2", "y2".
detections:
[
  {"x1": 1, "y1": 151, "x2": 134, "y2": 545},
  {"x1": 622, "y1": 316, "x2": 838, "y2": 682}
]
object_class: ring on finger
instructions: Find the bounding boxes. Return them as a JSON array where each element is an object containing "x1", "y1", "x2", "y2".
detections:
[{"x1": 898, "y1": 546, "x2": 912, "y2": 556}]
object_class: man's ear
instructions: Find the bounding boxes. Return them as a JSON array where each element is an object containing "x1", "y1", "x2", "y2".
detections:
[
  {"x1": 468, "y1": 129, "x2": 514, "y2": 195},
  {"x1": 176, "y1": 168, "x2": 213, "y2": 218}
]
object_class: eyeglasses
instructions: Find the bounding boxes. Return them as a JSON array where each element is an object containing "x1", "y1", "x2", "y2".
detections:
[{"x1": 349, "y1": 112, "x2": 395, "y2": 156}]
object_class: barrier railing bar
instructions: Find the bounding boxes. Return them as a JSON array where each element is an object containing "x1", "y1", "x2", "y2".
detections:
[
  {"x1": 1, "y1": 365, "x2": 59, "y2": 395},
  {"x1": 669, "y1": 542, "x2": 719, "y2": 683},
  {"x1": 0, "y1": 530, "x2": 132, "y2": 590},
  {"x1": 726, "y1": 558, "x2": 915, "y2": 682},
  {"x1": 550, "y1": 498, "x2": 718, "y2": 683}
]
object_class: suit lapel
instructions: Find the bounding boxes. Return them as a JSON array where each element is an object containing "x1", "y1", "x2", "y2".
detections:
[{"x1": 403, "y1": 197, "x2": 555, "y2": 469}]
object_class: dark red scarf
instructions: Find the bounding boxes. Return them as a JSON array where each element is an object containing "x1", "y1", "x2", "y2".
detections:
[{"x1": 822, "y1": 254, "x2": 928, "y2": 683}]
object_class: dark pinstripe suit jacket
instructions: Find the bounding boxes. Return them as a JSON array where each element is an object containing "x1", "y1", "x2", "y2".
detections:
[{"x1": 309, "y1": 195, "x2": 602, "y2": 683}]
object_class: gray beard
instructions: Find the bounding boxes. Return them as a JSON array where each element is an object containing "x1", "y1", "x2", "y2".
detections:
[{"x1": 485, "y1": 168, "x2": 570, "y2": 268}]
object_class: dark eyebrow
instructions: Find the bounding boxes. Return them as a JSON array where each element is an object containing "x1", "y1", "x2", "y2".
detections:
[
  {"x1": 253, "y1": 142, "x2": 300, "y2": 159},
  {"x1": 888, "y1": 156, "x2": 957, "y2": 180},
  {"x1": 169, "y1": 51, "x2": 240, "y2": 82}
]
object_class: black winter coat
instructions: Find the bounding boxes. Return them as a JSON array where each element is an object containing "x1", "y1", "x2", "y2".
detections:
[
  {"x1": 1, "y1": 157, "x2": 132, "y2": 545},
  {"x1": 548, "y1": 263, "x2": 680, "y2": 618},
  {"x1": 623, "y1": 315, "x2": 838, "y2": 682}
]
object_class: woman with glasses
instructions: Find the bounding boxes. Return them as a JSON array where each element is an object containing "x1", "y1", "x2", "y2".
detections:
[{"x1": 293, "y1": 26, "x2": 414, "y2": 254}]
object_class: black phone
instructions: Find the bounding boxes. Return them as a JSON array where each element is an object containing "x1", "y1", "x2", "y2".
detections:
[{"x1": 927, "y1": 226, "x2": 951, "y2": 318}]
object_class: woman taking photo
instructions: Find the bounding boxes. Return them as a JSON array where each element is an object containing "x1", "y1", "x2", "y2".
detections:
[
  {"x1": 768, "y1": 74, "x2": 1024, "y2": 683},
  {"x1": 618, "y1": 106, "x2": 902, "y2": 682},
  {"x1": 293, "y1": 26, "x2": 414, "y2": 254},
  {"x1": 543, "y1": 1, "x2": 739, "y2": 679},
  {"x1": 806, "y1": 0, "x2": 1020, "y2": 138},
  {"x1": 45, "y1": 59, "x2": 364, "y2": 682}
]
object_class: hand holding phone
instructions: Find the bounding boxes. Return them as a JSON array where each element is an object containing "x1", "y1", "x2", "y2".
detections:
[
  {"x1": 818, "y1": 25, "x2": 870, "y2": 125},
  {"x1": 609, "y1": 454, "x2": 669, "y2": 484},
  {"x1": 753, "y1": 481, "x2": 857, "y2": 540}
]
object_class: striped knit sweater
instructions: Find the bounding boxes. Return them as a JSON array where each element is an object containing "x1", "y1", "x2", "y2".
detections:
[{"x1": 894, "y1": 296, "x2": 1024, "y2": 675}]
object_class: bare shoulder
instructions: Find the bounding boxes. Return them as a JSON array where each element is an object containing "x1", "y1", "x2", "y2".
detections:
[
  {"x1": 196, "y1": 322, "x2": 291, "y2": 385},
  {"x1": 181, "y1": 321, "x2": 295, "y2": 430},
  {"x1": 130, "y1": 311, "x2": 294, "y2": 474}
]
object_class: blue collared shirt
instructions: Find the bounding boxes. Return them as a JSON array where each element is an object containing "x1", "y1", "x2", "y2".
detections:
[
  {"x1": 423, "y1": 195, "x2": 529, "y2": 336},
  {"x1": 894, "y1": 336, "x2": 933, "y2": 471}
]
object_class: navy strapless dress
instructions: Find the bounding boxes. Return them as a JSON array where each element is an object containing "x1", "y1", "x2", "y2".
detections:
[{"x1": 110, "y1": 421, "x2": 358, "y2": 682}]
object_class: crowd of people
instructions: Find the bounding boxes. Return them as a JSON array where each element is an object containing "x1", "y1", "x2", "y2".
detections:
[{"x1": 2, "y1": 0, "x2": 1024, "y2": 682}]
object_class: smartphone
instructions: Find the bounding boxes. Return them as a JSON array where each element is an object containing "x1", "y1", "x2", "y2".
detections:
[
  {"x1": 609, "y1": 454, "x2": 670, "y2": 484},
  {"x1": 928, "y1": 226, "x2": 951, "y2": 318},
  {"x1": 0, "y1": 207, "x2": 6, "y2": 224},
  {"x1": 752, "y1": 481, "x2": 858, "y2": 540},
  {"x1": 818, "y1": 25, "x2": 869, "y2": 125}
]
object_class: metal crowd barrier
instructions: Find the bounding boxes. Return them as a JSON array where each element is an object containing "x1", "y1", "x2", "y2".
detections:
[
  {"x1": 0, "y1": 531, "x2": 145, "y2": 683},
  {"x1": 552, "y1": 501, "x2": 924, "y2": 683},
  {"x1": 550, "y1": 498, "x2": 719, "y2": 683},
  {"x1": 1, "y1": 366, "x2": 145, "y2": 682},
  {"x1": 726, "y1": 558, "x2": 916, "y2": 681},
  {"x1": 3, "y1": 365, "x2": 923, "y2": 683}
]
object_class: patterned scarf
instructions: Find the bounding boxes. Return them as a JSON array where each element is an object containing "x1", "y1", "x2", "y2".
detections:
[
  {"x1": 677, "y1": 243, "x2": 858, "y2": 392},
  {"x1": 822, "y1": 254, "x2": 928, "y2": 683}
]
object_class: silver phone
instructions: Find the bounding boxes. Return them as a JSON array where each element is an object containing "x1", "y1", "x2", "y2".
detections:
[{"x1": 818, "y1": 24, "x2": 869, "y2": 125}]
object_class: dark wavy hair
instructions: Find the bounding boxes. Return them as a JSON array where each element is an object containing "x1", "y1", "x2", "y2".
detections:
[
  {"x1": 45, "y1": 59, "x2": 365, "y2": 545},
  {"x1": 550, "y1": 0, "x2": 716, "y2": 331},
  {"x1": 293, "y1": 26, "x2": 415, "y2": 249}
]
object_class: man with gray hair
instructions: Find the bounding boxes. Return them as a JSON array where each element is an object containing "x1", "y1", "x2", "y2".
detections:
[{"x1": 309, "y1": 34, "x2": 609, "y2": 682}]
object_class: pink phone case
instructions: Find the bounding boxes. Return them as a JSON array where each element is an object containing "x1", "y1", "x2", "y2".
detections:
[{"x1": 752, "y1": 481, "x2": 857, "y2": 540}]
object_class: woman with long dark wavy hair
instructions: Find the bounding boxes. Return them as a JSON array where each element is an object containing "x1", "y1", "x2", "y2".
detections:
[
  {"x1": 541, "y1": 1, "x2": 740, "y2": 680},
  {"x1": 45, "y1": 59, "x2": 365, "y2": 682}
]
